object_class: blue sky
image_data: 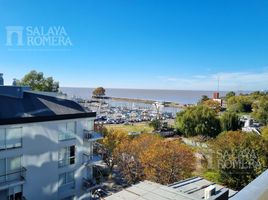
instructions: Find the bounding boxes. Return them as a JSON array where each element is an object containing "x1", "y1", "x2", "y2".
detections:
[{"x1": 0, "y1": 0, "x2": 268, "y2": 91}]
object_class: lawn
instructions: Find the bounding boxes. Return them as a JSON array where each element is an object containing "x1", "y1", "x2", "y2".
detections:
[{"x1": 105, "y1": 122, "x2": 154, "y2": 133}]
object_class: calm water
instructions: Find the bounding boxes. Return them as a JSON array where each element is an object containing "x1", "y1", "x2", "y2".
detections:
[{"x1": 61, "y1": 87, "x2": 231, "y2": 104}]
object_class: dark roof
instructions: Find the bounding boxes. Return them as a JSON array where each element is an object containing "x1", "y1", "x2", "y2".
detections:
[{"x1": 0, "y1": 89, "x2": 96, "y2": 125}]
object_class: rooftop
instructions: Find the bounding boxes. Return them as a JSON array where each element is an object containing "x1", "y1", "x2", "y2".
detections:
[
  {"x1": 105, "y1": 177, "x2": 237, "y2": 200},
  {"x1": 0, "y1": 86, "x2": 96, "y2": 125}
]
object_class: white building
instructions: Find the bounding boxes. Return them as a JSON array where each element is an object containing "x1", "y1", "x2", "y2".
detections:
[{"x1": 0, "y1": 85, "x2": 102, "y2": 200}]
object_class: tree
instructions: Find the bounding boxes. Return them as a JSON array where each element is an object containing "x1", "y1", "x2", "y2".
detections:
[
  {"x1": 149, "y1": 119, "x2": 161, "y2": 131},
  {"x1": 114, "y1": 134, "x2": 159, "y2": 183},
  {"x1": 17, "y1": 70, "x2": 59, "y2": 92},
  {"x1": 252, "y1": 97, "x2": 268, "y2": 125},
  {"x1": 175, "y1": 105, "x2": 221, "y2": 137},
  {"x1": 202, "y1": 99, "x2": 221, "y2": 113},
  {"x1": 261, "y1": 126, "x2": 268, "y2": 141},
  {"x1": 114, "y1": 134, "x2": 195, "y2": 184},
  {"x1": 198, "y1": 95, "x2": 209, "y2": 104},
  {"x1": 225, "y1": 91, "x2": 236, "y2": 99},
  {"x1": 93, "y1": 87, "x2": 106, "y2": 97},
  {"x1": 140, "y1": 139, "x2": 195, "y2": 184},
  {"x1": 220, "y1": 111, "x2": 240, "y2": 131},
  {"x1": 100, "y1": 129, "x2": 129, "y2": 177},
  {"x1": 227, "y1": 96, "x2": 253, "y2": 113},
  {"x1": 211, "y1": 131, "x2": 268, "y2": 190}
]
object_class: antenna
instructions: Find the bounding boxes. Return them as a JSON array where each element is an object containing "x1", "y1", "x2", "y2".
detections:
[{"x1": 217, "y1": 76, "x2": 220, "y2": 92}]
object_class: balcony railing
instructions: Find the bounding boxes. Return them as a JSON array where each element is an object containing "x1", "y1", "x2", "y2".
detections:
[
  {"x1": 82, "y1": 178, "x2": 102, "y2": 192},
  {"x1": 83, "y1": 130, "x2": 103, "y2": 141},
  {"x1": 0, "y1": 167, "x2": 26, "y2": 187},
  {"x1": 58, "y1": 131, "x2": 76, "y2": 141},
  {"x1": 58, "y1": 181, "x2": 75, "y2": 192},
  {"x1": 83, "y1": 153, "x2": 102, "y2": 166}
]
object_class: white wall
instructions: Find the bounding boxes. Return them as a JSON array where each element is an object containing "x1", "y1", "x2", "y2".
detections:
[{"x1": 0, "y1": 117, "x2": 95, "y2": 200}]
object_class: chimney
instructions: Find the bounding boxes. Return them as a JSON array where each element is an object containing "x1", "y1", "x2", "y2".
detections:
[
  {"x1": 12, "y1": 78, "x2": 17, "y2": 86},
  {"x1": 213, "y1": 92, "x2": 219, "y2": 99},
  {"x1": 204, "y1": 185, "x2": 216, "y2": 199},
  {"x1": 0, "y1": 73, "x2": 4, "y2": 86}
]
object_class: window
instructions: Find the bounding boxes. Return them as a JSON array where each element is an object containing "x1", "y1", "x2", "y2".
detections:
[
  {"x1": 58, "y1": 171, "x2": 75, "y2": 188},
  {"x1": 67, "y1": 122, "x2": 76, "y2": 133},
  {"x1": 7, "y1": 156, "x2": 21, "y2": 172},
  {"x1": 0, "y1": 128, "x2": 22, "y2": 150},
  {"x1": 8, "y1": 185, "x2": 22, "y2": 200},
  {"x1": 0, "y1": 129, "x2": 5, "y2": 149},
  {"x1": 58, "y1": 122, "x2": 76, "y2": 141},
  {"x1": 6, "y1": 128, "x2": 22, "y2": 149},
  {"x1": 58, "y1": 146, "x2": 75, "y2": 167},
  {"x1": 87, "y1": 120, "x2": 94, "y2": 131},
  {"x1": 0, "y1": 156, "x2": 22, "y2": 183},
  {"x1": 0, "y1": 159, "x2": 6, "y2": 183}
]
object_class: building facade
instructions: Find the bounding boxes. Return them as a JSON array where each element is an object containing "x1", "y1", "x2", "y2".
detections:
[{"x1": 0, "y1": 86, "x2": 102, "y2": 200}]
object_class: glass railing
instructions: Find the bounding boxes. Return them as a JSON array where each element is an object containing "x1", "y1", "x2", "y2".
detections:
[
  {"x1": 82, "y1": 153, "x2": 102, "y2": 165},
  {"x1": 83, "y1": 130, "x2": 103, "y2": 141},
  {"x1": 0, "y1": 167, "x2": 26, "y2": 185},
  {"x1": 58, "y1": 180, "x2": 75, "y2": 190},
  {"x1": 0, "y1": 139, "x2": 22, "y2": 150},
  {"x1": 58, "y1": 131, "x2": 76, "y2": 141},
  {"x1": 58, "y1": 157, "x2": 75, "y2": 168}
]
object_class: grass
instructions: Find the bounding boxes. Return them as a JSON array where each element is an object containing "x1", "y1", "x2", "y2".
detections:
[
  {"x1": 202, "y1": 170, "x2": 221, "y2": 184},
  {"x1": 105, "y1": 122, "x2": 154, "y2": 133}
]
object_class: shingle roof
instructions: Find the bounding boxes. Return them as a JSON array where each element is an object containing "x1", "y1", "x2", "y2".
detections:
[{"x1": 0, "y1": 87, "x2": 95, "y2": 124}]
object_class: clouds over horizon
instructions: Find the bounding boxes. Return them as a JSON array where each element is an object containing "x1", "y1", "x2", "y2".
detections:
[{"x1": 158, "y1": 70, "x2": 268, "y2": 91}]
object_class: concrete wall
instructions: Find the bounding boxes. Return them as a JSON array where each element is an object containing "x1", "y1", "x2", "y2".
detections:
[{"x1": 0, "y1": 117, "x2": 95, "y2": 200}]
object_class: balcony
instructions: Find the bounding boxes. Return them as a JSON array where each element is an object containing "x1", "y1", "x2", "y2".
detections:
[
  {"x1": 58, "y1": 181, "x2": 75, "y2": 193},
  {"x1": 58, "y1": 131, "x2": 76, "y2": 141},
  {"x1": 83, "y1": 130, "x2": 103, "y2": 141},
  {"x1": 82, "y1": 178, "x2": 102, "y2": 192},
  {"x1": 0, "y1": 167, "x2": 26, "y2": 190},
  {"x1": 83, "y1": 153, "x2": 102, "y2": 166}
]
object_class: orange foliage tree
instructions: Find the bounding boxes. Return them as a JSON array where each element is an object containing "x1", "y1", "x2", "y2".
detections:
[{"x1": 114, "y1": 134, "x2": 196, "y2": 184}]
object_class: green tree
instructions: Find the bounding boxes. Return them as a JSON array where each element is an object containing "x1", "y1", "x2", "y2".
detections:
[
  {"x1": 198, "y1": 95, "x2": 209, "y2": 104},
  {"x1": 225, "y1": 91, "x2": 235, "y2": 99},
  {"x1": 175, "y1": 105, "x2": 221, "y2": 137},
  {"x1": 261, "y1": 126, "x2": 268, "y2": 141},
  {"x1": 93, "y1": 87, "x2": 106, "y2": 97},
  {"x1": 252, "y1": 97, "x2": 268, "y2": 125},
  {"x1": 220, "y1": 111, "x2": 240, "y2": 131},
  {"x1": 227, "y1": 96, "x2": 253, "y2": 113},
  {"x1": 211, "y1": 131, "x2": 268, "y2": 190},
  {"x1": 149, "y1": 119, "x2": 161, "y2": 131},
  {"x1": 17, "y1": 70, "x2": 59, "y2": 92}
]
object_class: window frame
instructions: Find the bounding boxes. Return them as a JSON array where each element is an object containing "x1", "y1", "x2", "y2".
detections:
[
  {"x1": 0, "y1": 127, "x2": 22, "y2": 150},
  {"x1": 58, "y1": 145, "x2": 76, "y2": 168},
  {"x1": 58, "y1": 122, "x2": 77, "y2": 141},
  {"x1": 58, "y1": 171, "x2": 75, "y2": 188}
]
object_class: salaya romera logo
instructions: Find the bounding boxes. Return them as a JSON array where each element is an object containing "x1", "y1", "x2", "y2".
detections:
[{"x1": 5, "y1": 26, "x2": 72, "y2": 49}]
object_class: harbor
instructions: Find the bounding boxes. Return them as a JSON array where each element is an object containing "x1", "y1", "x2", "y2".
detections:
[{"x1": 77, "y1": 97, "x2": 180, "y2": 125}]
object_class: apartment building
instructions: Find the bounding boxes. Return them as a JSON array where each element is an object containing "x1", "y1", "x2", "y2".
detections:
[{"x1": 0, "y1": 84, "x2": 102, "y2": 200}]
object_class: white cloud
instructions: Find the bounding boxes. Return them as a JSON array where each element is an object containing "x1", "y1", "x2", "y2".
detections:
[{"x1": 158, "y1": 70, "x2": 268, "y2": 91}]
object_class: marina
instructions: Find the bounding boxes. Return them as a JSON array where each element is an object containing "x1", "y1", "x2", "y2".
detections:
[{"x1": 78, "y1": 98, "x2": 177, "y2": 125}]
